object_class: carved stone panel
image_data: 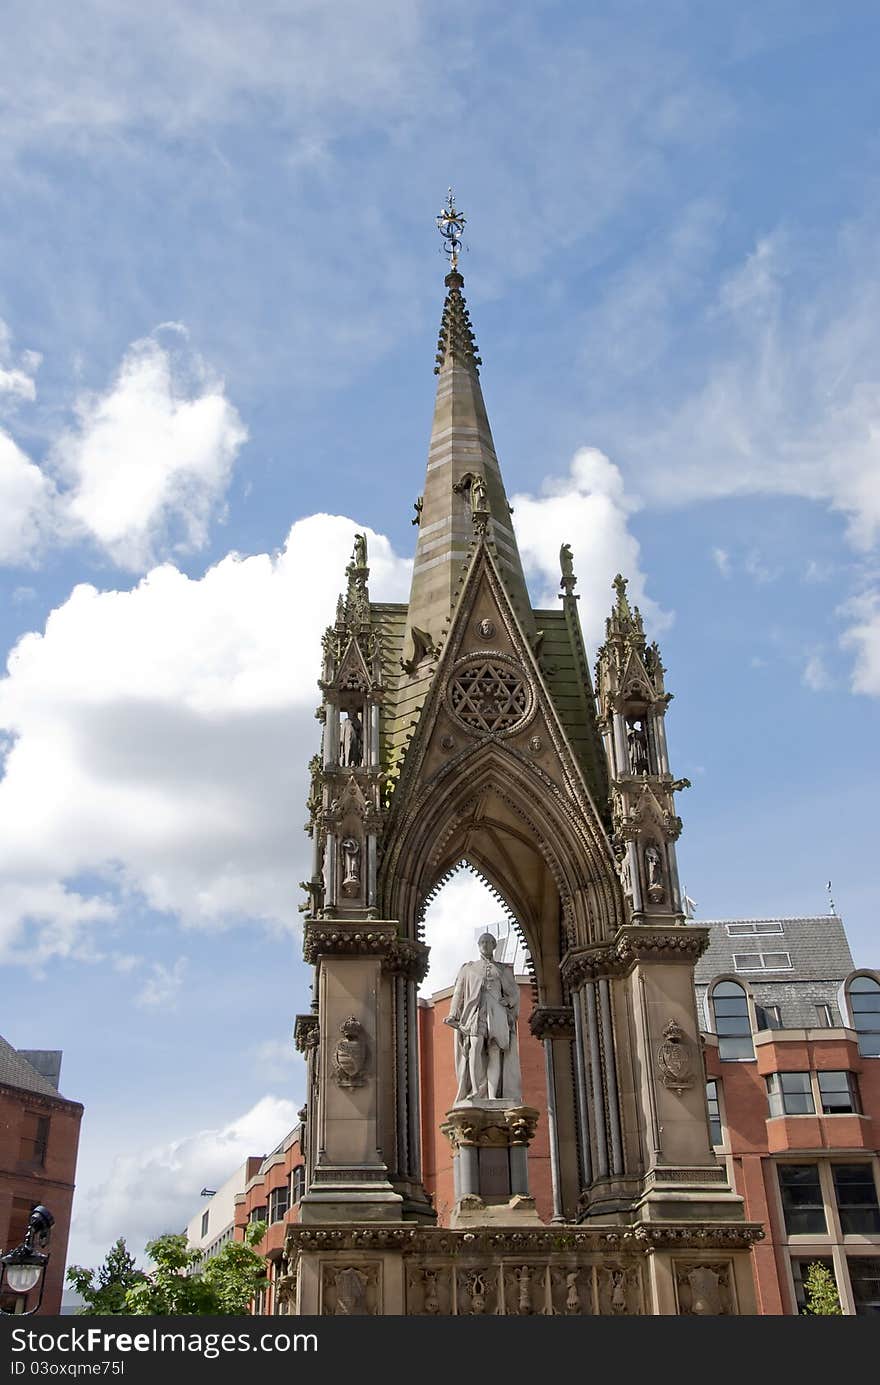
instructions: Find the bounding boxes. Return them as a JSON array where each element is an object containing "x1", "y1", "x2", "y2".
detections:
[
  {"x1": 406, "y1": 1265, "x2": 453, "y2": 1316},
  {"x1": 550, "y1": 1265, "x2": 595, "y2": 1316},
  {"x1": 501, "y1": 1263, "x2": 550, "y2": 1316},
  {"x1": 321, "y1": 1261, "x2": 380, "y2": 1315},
  {"x1": 597, "y1": 1263, "x2": 642, "y2": 1316},
  {"x1": 675, "y1": 1261, "x2": 735, "y2": 1316},
  {"x1": 456, "y1": 1266, "x2": 499, "y2": 1316},
  {"x1": 332, "y1": 1016, "x2": 368, "y2": 1089}
]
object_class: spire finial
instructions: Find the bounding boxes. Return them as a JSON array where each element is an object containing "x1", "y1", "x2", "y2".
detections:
[{"x1": 437, "y1": 188, "x2": 466, "y2": 271}]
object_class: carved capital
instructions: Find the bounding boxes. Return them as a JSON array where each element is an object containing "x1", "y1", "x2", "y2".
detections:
[
  {"x1": 293, "y1": 1013, "x2": 319, "y2": 1054},
  {"x1": 381, "y1": 937, "x2": 430, "y2": 984},
  {"x1": 562, "y1": 924, "x2": 710, "y2": 985},
  {"x1": 302, "y1": 920, "x2": 399, "y2": 965},
  {"x1": 529, "y1": 1006, "x2": 575, "y2": 1041}
]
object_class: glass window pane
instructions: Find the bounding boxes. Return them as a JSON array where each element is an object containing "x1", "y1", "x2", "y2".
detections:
[
  {"x1": 778, "y1": 1165, "x2": 827, "y2": 1236},
  {"x1": 755, "y1": 922, "x2": 784, "y2": 935},
  {"x1": 848, "y1": 1257, "x2": 880, "y2": 1315},
  {"x1": 733, "y1": 954, "x2": 762, "y2": 970},
  {"x1": 818, "y1": 1071, "x2": 858, "y2": 1113},
  {"x1": 849, "y1": 976, "x2": 880, "y2": 993},
  {"x1": 714, "y1": 980, "x2": 748, "y2": 997},
  {"x1": 706, "y1": 1080, "x2": 722, "y2": 1146},
  {"x1": 857, "y1": 1033, "x2": 880, "y2": 1057},
  {"x1": 833, "y1": 1165, "x2": 880, "y2": 1235},
  {"x1": 791, "y1": 1257, "x2": 836, "y2": 1314},
  {"x1": 718, "y1": 1035, "x2": 754, "y2": 1060},
  {"x1": 762, "y1": 952, "x2": 792, "y2": 969}
]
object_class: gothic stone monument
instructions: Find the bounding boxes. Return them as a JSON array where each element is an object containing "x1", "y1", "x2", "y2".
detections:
[{"x1": 287, "y1": 197, "x2": 762, "y2": 1315}]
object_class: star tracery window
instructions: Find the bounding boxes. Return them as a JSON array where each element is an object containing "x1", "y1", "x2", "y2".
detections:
[{"x1": 447, "y1": 659, "x2": 530, "y2": 734}]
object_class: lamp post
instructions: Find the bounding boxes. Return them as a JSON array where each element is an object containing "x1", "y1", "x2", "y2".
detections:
[{"x1": 0, "y1": 1205, "x2": 54, "y2": 1316}]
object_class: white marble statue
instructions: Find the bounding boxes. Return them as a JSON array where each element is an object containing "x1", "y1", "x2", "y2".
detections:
[{"x1": 444, "y1": 932, "x2": 522, "y2": 1104}]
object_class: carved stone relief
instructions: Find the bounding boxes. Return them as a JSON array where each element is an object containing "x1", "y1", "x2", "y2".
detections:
[
  {"x1": 340, "y1": 837, "x2": 361, "y2": 895},
  {"x1": 597, "y1": 1264, "x2": 642, "y2": 1316},
  {"x1": 675, "y1": 1261, "x2": 734, "y2": 1316},
  {"x1": 321, "y1": 1262, "x2": 379, "y2": 1315},
  {"x1": 657, "y1": 1019, "x2": 695, "y2": 1094},
  {"x1": 332, "y1": 1017, "x2": 368, "y2": 1089},
  {"x1": 550, "y1": 1266, "x2": 595, "y2": 1316},
  {"x1": 406, "y1": 1265, "x2": 452, "y2": 1316},
  {"x1": 456, "y1": 1267, "x2": 498, "y2": 1315},
  {"x1": 644, "y1": 843, "x2": 665, "y2": 902}
]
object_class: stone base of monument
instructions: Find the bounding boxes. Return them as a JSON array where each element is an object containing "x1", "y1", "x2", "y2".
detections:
[
  {"x1": 440, "y1": 1102, "x2": 542, "y2": 1224},
  {"x1": 284, "y1": 1222, "x2": 763, "y2": 1314}
]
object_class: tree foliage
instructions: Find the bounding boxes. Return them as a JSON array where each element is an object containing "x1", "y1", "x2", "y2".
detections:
[
  {"x1": 67, "y1": 1223, "x2": 268, "y2": 1316},
  {"x1": 802, "y1": 1261, "x2": 843, "y2": 1315},
  {"x1": 66, "y1": 1238, "x2": 147, "y2": 1314}
]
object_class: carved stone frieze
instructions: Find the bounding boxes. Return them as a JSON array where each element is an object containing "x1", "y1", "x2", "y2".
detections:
[
  {"x1": 561, "y1": 925, "x2": 709, "y2": 986},
  {"x1": 303, "y1": 920, "x2": 398, "y2": 965},
  {"x1": 597, "y1": 1263, "x2": 642, "y2": 1316},
  {"x1": 456, "y1": 1266, "x2": 498, "y2": 1315},
  {"x1": 440, "y1": 1104, "x2": 539, "y2": 1152}
]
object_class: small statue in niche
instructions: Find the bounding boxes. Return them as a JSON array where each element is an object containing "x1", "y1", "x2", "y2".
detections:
[
  {"x1": 470, "y1": 472, "x2": 488, "y2": 514},
  {"x1": 644, "y1": 844, "x2": 665, "y2": 903},
  {"x1": 627, "y1": 718, "x2": 650, "y2": 776},
  {"x1": 341, "y1": 837, "x2": 361, "y2": 894},
  {"x1": 610, "y1": 1269, "x2": 627, "y2": 1315},
  {"x1": 559, "y1": 542, "x2": 577, "y2": 595},
  {"x1": 340, "y1": 709, "x2": 364, "y2": 767},
  {"x1": 352, "y1": 533, "x2": 368, "y2": 569}
]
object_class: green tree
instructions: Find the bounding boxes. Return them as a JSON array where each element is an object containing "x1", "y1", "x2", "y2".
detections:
[
  {"x1": 123, "y1": 1222, "x2": 267, "y2": 1316},
  {"x1": 802, "y1": 1261, "x2": 843, "y2": 1315},
  {"x1": 67, "y1": 1238, "x2": 147, "y2": 1314}
]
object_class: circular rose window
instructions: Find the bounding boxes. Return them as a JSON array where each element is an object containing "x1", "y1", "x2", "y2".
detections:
[{"x1": 446, "y1": 655, "x2": 533, "y2": 735}]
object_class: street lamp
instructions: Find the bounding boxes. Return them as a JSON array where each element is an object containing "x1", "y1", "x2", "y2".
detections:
[{"x1": 0, "y1": 1205, "x2": 54, "y2": 1315}]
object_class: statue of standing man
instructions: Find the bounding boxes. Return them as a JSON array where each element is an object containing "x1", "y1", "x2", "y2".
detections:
[{"x1": 444, "y1": 932, "x2": 522, "y2": 1104}]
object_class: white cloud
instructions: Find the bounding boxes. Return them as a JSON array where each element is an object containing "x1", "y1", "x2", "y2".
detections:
[
  {"x1": 53, "y1": 330, "x2": 247, "y2": 571},
  {"x1": 0, "y1": 321, "x2": 40, "y2": 403},
  {"x1": 421, "y1": 870, "x2": 513, "y2": 998},
  {"x1": 0, "y1": 431, "x2": 54, "y2": 565},
  {"x1": 802, "y1": 653, "x2": 831, "y2": 693},
  {"x1": 136, "y1": 955, "x2": 187, "y2": 1009},
  {"x1": 512, "y1": 446, "x2": 669, "y2": 646},
  {"x1": 712, "y1": 547, "x2": 731, "y2": 578},
  {"x1": 251, "y1": 1037, "x2": 298, "y2": 1079},
  {"x1": 70, "y1": 1095, "x2": 299, "y2": 1266},
  {"x1": 0, "y1": 516, "x2": 410, "y2": 964},
  {"x1": 840, "y1": 591, "x2": 880, "y2": 695}
]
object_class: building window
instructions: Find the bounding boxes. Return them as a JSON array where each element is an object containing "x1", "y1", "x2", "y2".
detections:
[
  {"x1": 733, "y1": 952, "x2": 792, "y2": 972},
  {"x1": 815, "y1": 1003, "x2": 834, "y2": 1027},
  {"x1": 200, "y1": 1210, "x2": 209, "y2": 1237},
  {"x1": 832, "y1": 1165, "x2": 880, "y2": 1235},
  {"x1": 848, "y1": 1257, "x2": 880, "y2": 1315},
  {"x1": 711, "y1": 980, "x2": 754, "y2": 1060},
  {"x1": 706, "y1": 1081, "x2": 722, "y2": 1147},
  {"x1": 726, "y1": 922, "x2": 784, "y2": 936},
  {"x1": 778, "y1": 1164, "x2": 827, "y2": 1235},
  {"x1": 18, "y1": 1112, "x2": 49, "y2": 1167},
  {"x1": 269, "y1": 1187, "x2": 290, "y2": 1223},
  {"x1": 817, "y1": 1071, "x2": 860, "y2": 1115},
  {"x1": 847, "y1": 975, "x2": 880, "y2": 1057},
  {"x1": 767, "y1": 1072, "x2": 814, "y2": 1117},
  {"x1": 249, "y1": 1205, "x2": 268, "y2": 1225},
  {"x1": 291, "y1": 1165, "x2": 306, "y2": 1204},
  {"x1": 756, "y1": 1003, "x2": 782, "y2": 1030}
]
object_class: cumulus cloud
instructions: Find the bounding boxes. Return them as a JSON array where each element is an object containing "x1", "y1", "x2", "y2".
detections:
[
  {"x1": 53, "y1": 330, "x2": 247, "y2": 571},
  {"x1": 802, "y1": 653, "x2": 832, "y2": 693},
  {"x1": 0, "y1": 432, "x2": 55, "y2": 566},
  {"x1": 512, "y1": 446, "x2": 668, "y2": 646},
  {"x1": 0, "y1": 516, "x2": 410, "y2": 963},
  {"x1": 71, "y1": 1095, "x2": 299, "y2": 1266},
  {"x1": 136, "y1": 956, "x2": 188, "y2": 1009},
  {"x1": 840, "y1": 591, "x2": 880, "y2": 695},
  {"x1": 0, "y1": 320, "x2": 40, "y2": 404}
]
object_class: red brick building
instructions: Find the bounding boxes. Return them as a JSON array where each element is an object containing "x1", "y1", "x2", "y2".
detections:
[
  {"x1": 233, "y1": 1126, "x2": 305, "y2": 1314},
  {"x1": 0, "y1": 1038, "x2": 83, "y2": 1315}
]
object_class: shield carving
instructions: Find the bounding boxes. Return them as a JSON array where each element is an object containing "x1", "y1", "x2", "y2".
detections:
[
  {"x1": 657, "y1": 1018, "x2": 694, "y2": 1093},
  {"x1": 333, "y1": 1016, "x2": 367, "y2": 1089},
  {"x1": 686, "y1": 1265, "x2": 723, "y2": 1316}
]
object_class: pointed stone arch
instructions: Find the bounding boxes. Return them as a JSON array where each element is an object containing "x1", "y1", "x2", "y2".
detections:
[{"x1": 379, "y1": 739, "x2": 624, "y2": 1000}]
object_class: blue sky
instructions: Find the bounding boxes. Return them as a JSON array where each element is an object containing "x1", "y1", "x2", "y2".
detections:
[{"x1": 1, "y1": 2, "x2": 879, "y2": 1268}]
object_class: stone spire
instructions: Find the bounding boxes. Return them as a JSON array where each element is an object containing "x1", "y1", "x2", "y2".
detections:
[{"x1": 404, "y1": 268, "x2": 534, "y2": 653}]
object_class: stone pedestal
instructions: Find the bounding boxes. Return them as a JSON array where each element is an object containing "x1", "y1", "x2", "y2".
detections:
[{"x1": 441, "y1": 1102, "x2": 541, "y2": 1227}]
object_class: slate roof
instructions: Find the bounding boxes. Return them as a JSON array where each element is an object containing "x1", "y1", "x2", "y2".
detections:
[
  {"x1": 693, "y1": 915, "x2": 855, "y2": 986},
  {"x1": 0, "y1": 1034, "x2": 63, "y2": 1098}
]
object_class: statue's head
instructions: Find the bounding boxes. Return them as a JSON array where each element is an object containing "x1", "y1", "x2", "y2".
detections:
[{"x1": 477, "y1": 931, "x2": 497, "y2": 958}]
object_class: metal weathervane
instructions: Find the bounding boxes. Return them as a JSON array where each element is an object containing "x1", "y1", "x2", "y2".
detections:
[{"x1": 437, "y1": 188, "x2": 466, "y2": 270}]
